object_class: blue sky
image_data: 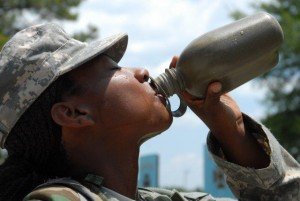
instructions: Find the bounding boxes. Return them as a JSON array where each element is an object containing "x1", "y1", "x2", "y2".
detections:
[{"x1": 63, "y1": 0, "x2": 268, "y2": 189}]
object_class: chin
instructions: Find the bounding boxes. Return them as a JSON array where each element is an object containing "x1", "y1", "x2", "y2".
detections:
[
  {"x1": 137, "y1": 122, "x2": 171, "y2": 146},
  {"x1": 153, "y1": 109, "x2": 173, "y2": 132},
  {"x1": 155, "y1": 106, "x2": 173, "y2": 123},
  {"x1": 137, "y1": 112, "x2": 172, "y2": 146},
  {"x1": 164, "y1": 112, "x2": 173, "y2": 129}
]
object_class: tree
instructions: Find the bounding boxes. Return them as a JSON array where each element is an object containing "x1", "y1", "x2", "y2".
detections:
[
  {"x1": 231, "y1": 0, "x2": 300, "y2": 161},
  {"x1": 0, "y1": 0, "x2": 98, "y2": 163},
  {"x1": 0, "y1": 0, "x2": 98, "y2": 49}
]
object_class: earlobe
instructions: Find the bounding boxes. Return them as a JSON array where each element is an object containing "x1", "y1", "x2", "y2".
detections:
[{"x1": 51, "y1": 102, "x2": 95, "y2": 128}]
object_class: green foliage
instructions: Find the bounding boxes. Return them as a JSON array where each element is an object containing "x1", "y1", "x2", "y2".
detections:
[
  {"x1": 0, "y1": 0, "x2": 98, "y2": 48},
  {"x1": 0, "y1": 34, "x2": 9, "y2": 49},
  {"x1": 230, "y1": 11, "x2": 246, "y2": 20},
  {"x1": 73, "y1": 24, "x2": 98, "y2": 42},
  {"x1": 232, "y1": 0, "x2": 300, "y2": 161},
  {"x1": 0, "y1": 0, "x2": 81, "y2": 35},
  {"x1": 263, "y1": 109, "x2": 300, "y2": 161},
  {"x1": 0, "y1": 0, "x2": 82, "y2": 19}
]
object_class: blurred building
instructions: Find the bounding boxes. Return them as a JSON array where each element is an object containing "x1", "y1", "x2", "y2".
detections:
[
  {"x1": 138, "y1": 154, "x2": 159, "y2": 187},
  {"x1": 204, "y1": 147, "x2": 235, "y2": 199}
]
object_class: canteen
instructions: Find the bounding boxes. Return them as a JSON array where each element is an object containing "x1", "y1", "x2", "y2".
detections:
[{"x1": 152, "y1": 12, "x2": 284, "y2": 117}]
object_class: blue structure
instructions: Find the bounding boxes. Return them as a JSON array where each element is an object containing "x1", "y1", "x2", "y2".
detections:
[
  {"x1": 204, "y1": 146, "x2": 235, "y2": 199},
  {"x1": 138, "y1": 154, "x2": 159, "y2": 187}
]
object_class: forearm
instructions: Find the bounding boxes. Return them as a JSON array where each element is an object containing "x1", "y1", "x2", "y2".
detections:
[
  {"x1": 210, "y1": 114, "x2": 270, "y2": 169},
  {"x1": 207, "y1": 114, "x2": 300, "y2": 200},
  {"x1": 180, "y1": 82, "x2": 269, "y2": 168}
]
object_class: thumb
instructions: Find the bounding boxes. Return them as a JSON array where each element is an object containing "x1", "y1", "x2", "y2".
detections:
[
  {"x1": 205, "y1": 82, "x2": 222, "y2": 104},
  {"x1": 169, "y1": 56, "x2": 179, "y2": 68}
]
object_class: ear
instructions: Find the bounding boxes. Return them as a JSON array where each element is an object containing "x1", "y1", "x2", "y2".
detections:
[{"x1": 51, "y1": 102, "x2": 95, "y2": 128}]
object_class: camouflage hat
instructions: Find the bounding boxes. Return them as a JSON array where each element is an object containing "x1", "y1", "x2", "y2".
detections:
[{"x1": 0, "y1": 23, "x2": 128, "y2": 148}]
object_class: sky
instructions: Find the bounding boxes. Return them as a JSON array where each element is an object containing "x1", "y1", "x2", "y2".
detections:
[{"x1": 63, "y1": 0, "x2": 268, "y2": 190}]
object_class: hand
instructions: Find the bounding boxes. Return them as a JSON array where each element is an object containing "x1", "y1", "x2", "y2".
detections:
[
  {"x1": 169, "y1": 56, "x2": 245, "y2": 136},
  {"x1": 169, "y1": 56, "x2": 269, "y2": 168}
]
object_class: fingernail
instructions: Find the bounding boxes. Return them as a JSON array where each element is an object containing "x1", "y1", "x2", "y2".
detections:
[{"x1": 212, "y1": 83, "x2": 222, "y2": 93}]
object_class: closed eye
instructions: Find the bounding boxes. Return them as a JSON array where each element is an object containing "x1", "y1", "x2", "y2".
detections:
[{"x1": 111, "y1": 66, "x2": 121, "y2": 71}]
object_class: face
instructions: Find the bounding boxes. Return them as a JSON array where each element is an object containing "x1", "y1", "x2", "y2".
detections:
[{"x1": 65, "y1": 55, "x2": 172, "y2": 143}]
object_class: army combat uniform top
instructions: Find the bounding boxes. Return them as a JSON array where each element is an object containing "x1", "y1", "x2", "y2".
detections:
[{"x1": 23, "y1": 114, "x2": 300, "y2": 201}]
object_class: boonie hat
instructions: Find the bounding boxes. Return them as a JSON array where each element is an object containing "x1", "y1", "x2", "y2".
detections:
[{"x1": 0, "y1": 23, "x2": 128, "y2": 148}]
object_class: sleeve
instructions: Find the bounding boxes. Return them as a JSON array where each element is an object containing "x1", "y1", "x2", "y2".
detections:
[
  {"x1": 23, "y1": 186, "x2": 89, "y2": 201},
  {"x1": 207, "y1": 113, "x2": 300, "y2": 201}
]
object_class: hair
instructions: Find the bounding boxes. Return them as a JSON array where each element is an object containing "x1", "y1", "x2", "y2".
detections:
[{"x1": 0, "y1": 72, "x2": 83, "y2": 201}]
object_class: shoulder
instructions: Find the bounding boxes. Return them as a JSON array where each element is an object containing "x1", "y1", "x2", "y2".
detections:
[
  {"x1": 138, "y1": 187, "x2": 210, "y2": 201},
  {"x1": 138, "y1": 188, "x2": 236, "y2": 201},
  {"x1": 23, "y1": 186, "x2": 88, "y2": 201},
  {"x1": 23, "y1": 177, "x2": 107, "y2": 201},
  {"x1": 23, "y1": 186, "x2": 105, "y2": 201}
]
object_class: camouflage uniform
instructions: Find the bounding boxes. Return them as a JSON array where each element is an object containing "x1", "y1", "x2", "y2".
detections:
[
  {"x1": 1, "y1": 24, "x2": 299, "y2": 201},
  {"x1": 23, "y1": 114, "x2": 300, "y2": 201}
]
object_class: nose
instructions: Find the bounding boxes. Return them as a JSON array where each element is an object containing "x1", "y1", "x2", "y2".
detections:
[{"x1": 133, "y1": 68, "x2": 149, "y2": 83}]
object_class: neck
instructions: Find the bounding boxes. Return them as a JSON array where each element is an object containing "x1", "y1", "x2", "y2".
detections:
[
  {"x1": 96, "y1": 149, "x2": 139, "y2": 199},
  {"x1": 74, "y1": 138, "x2": 141, "y2": 199},
  {"x1": 64, "y1": 128, "x2": 144, "y2": 199}
]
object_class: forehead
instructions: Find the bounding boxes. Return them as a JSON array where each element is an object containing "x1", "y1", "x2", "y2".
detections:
[
  {"x1": 63, "y1": 55, "x2": 119, "y2": 96},
  {"x1": 71, "y1": 55, "x2": 117, "y2": 78}
]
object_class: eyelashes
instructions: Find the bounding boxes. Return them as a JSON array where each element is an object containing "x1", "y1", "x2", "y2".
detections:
[{"x1": 111, "y1": 66, "x2": 121, "y2": 71}]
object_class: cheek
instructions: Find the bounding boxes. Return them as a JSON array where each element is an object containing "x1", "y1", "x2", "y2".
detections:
[{"x1": 96, "y1": 76, "x2": 152, "y2": 127}]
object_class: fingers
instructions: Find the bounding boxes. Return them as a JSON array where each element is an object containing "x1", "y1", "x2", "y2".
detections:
[
  {"x1": 181, "y1": 91, "x2": 198, "y2": 101},
  {"x1": 179, "y1": 81, "x2": 223, "y2": 113},
  {"x1": 169, "y1": 56, "x2": 179, "y2": 68},
  {"x1": 181, "y1": 91, "x2": 204, "y2": 105},
  {"x1": 180, "y1": 82, "x2": 222, "y2": 106}
]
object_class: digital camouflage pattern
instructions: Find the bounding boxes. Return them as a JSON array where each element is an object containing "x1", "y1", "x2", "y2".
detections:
[
  {"x1": 0, "y1": 23, "x2": 128, "y2": 148},
  {"x1": 209, "y1": 114, "x2": 300, "y2": 201},
  {"x1": 24, "y1": 176, "x2": 226, "y2": 201},
  {"x1": 24, "y1": 186, "x2": 90, "y2": 201},
  {"x1": 24, "y1": 115, "x2": 300, "y2": 201}
]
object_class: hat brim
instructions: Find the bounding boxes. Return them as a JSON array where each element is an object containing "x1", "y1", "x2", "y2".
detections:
[{"x1": 58, "y1": 33, "x2": 128, "y2": 76}]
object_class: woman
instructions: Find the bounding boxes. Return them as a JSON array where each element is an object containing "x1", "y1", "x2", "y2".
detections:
[{"x1": 0, "y1": 23, "x2": 298, "y2": 201}]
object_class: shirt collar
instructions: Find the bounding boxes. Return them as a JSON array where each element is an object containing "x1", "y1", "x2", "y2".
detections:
[{"x1": 83, "y1": 174, "x2": 135, "y2": 200}]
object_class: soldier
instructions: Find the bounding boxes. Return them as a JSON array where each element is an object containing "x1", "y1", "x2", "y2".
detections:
[{"x1": 0, "y1": 23, "x2": 299, "y2": 201}]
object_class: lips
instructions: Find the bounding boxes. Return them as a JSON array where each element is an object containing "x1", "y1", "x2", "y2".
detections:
[
  {"x1": 149, "y1": 79, "x2": 167, "y2": 106},
  {"x1": 156, "y1": 93, "x2": 167, "y2": 105},
  {"x1": 149, "y1": 79, "x2": 157, "y2": 92}
]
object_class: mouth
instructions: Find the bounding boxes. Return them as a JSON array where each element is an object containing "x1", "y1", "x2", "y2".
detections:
[
  {"x1": 149, "y1": 76, "x2": 158, "y2": 92},
  {"x1": 156, "y1": 93, "x2": 167, "y2": 106},
  {"x1": 149, "y1": 76, "x2": 169, "y2": 107}
]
